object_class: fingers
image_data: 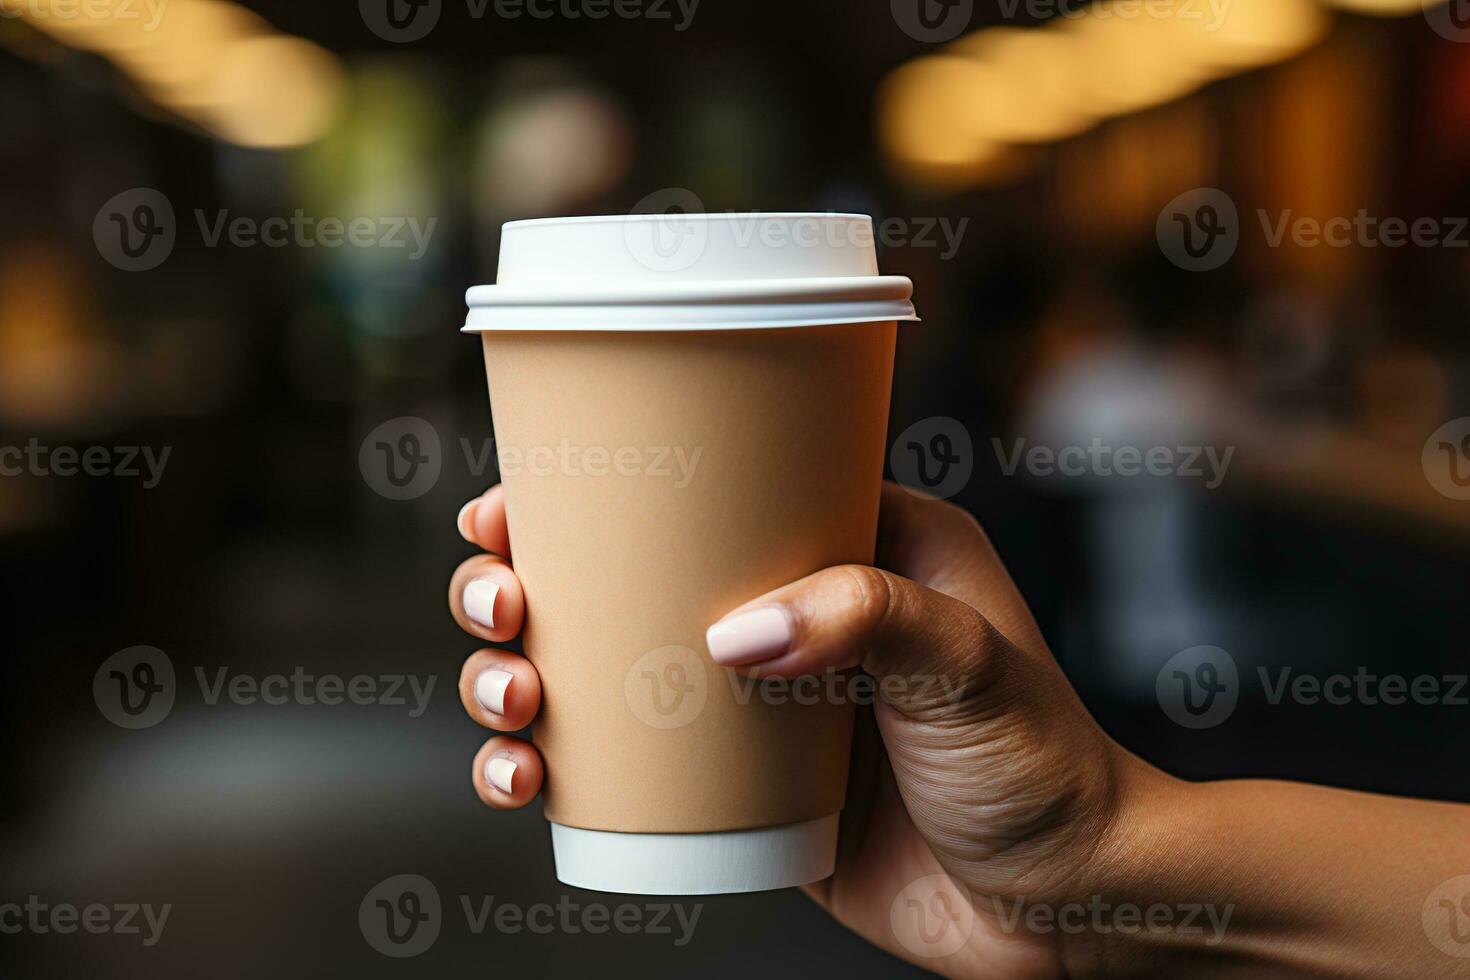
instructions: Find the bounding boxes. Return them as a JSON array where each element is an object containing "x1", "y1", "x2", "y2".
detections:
[
  {"x1": 448, "y1": 553, "x2": 526, "y2": 643},
  {"x1": 458, "y1": 648, "x2": 542, "y2": 731},
  {"x1": 456, "y1": 487, "x2": 541, "y2": 812},
  {"x1": 876, "y1": 483, "x2": 1048, "y2": 659},
  {"x1": 704, "y1": 562, "x2": 1013, "y2": 717},
  {"x1": 457, "y1": 484, "x2": 512, "y2": 557},
  {"x1": 471, "y1": 735, "x2": 544, "y2": 810}
]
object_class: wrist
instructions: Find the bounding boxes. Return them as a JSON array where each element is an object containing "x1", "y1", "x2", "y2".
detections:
[{"x1": 1054, "y1": 754, "x2": 1200, "y2": 978}]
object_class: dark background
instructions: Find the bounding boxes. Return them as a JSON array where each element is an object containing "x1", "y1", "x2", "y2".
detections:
[{"x1": 3, "y1": 0, "x2": 1469, "y2": 976}]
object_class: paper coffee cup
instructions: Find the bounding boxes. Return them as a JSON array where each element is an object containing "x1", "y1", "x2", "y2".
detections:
[{"x1": 464, "y1": 212, "x2": 917, "y2": 895}]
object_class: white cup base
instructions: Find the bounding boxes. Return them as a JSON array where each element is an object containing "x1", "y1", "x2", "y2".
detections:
[{"x1": 549, "y1": 814, "x2": 840, "y2": 896}]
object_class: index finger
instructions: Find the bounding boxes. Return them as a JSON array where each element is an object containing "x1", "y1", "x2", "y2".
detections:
[{"x1": 457, "y1": 484, "x2": 512, "y2": 557}]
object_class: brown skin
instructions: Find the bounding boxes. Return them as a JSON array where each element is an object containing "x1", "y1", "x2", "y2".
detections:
[{"x1": 450, "y1": 483, "x2": 1470, "y2": 978}]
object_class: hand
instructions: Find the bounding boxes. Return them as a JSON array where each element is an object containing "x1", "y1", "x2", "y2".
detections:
[
  {"x1": 450, "y1": 483, "x2": 1470, "y2": 979},
  {"x1": 448, "y1": 482, "x2": 1143, "y2": 977},
  {"x1": 700, "y1": 483, "x2": 1145, "y2": 978}
]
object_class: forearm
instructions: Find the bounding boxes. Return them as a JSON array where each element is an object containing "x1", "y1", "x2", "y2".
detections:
[{"x1": 1066, "y1": 762, "x2": 1470, "y2": 978}]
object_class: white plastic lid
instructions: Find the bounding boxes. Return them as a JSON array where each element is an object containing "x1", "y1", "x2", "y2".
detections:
[
  {"x1": 548, "y1": 814, "x2": 839, "y2": 896},
  {"x1": 464, "y1": 213, "x2": 918, "y2": 331}
]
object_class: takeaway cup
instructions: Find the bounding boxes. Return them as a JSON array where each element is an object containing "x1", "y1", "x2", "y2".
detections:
[{"x1": 464, "y1": 212, "x2": 917, "y2": 894}]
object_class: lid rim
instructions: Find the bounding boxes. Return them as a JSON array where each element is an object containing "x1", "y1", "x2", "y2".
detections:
[
  {"x1": 501, "y1": 211, "x2": 876, "y2": 230},
  {"x1": 466, "y1": 274, "x2": 913, "y2": 307}
]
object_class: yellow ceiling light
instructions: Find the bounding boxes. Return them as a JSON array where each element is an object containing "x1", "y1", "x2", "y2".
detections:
[
  {"x1": 111, "y1": 1, "x2": 268, "y2": 110},
  {"x1": 1163, "y1": 0, "x2": 1331, "y2": 72},
  {"x1": 877, "y1": 55, "x2": 1000, "y2": 165},
  {"x1": 15, "y1": 0, "x2": 159, "y2": 54},
  {"x1": 1058, "y1": 13, "x2": 1215, "y2": 117},
  {"x1": 950, "y1": 28, "x2": 1101, "y2": 144},
  {"x1": 9, "y1": 0, "x2": 345, "y2": 149},
  {"x1": 196, "y1": 35, "x2": 345, "y2": 148},
  {"x1": 1324, "y1": 0, "x2": 1446, "y2": 13}
]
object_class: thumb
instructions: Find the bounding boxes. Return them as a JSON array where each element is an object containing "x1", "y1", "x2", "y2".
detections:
[{"x1": 704, "y1": 563, "x2": 1017, "y2": 717}]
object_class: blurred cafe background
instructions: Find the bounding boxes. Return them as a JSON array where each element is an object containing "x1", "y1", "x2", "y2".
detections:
[{"x1": 3, "y1": 0, "x2": 1470, "y2": 975}]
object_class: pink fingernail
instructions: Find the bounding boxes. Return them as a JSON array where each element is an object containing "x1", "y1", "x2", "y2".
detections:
[
  {"x1": 705, "y1": 607, "x2": 793, "y2": 666},
  {"x1": 475, "y1": 669, "x2": 513, "y2": 715},
  {"x1": 457, "y1": 499, "x2": 478, "y2": 542},
  {"x1": 486, "y1": 757, "x2": 517, "y2": 795},
  {"x1": 464, "y1": 578, "x2": 499, "y2": 628}
]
